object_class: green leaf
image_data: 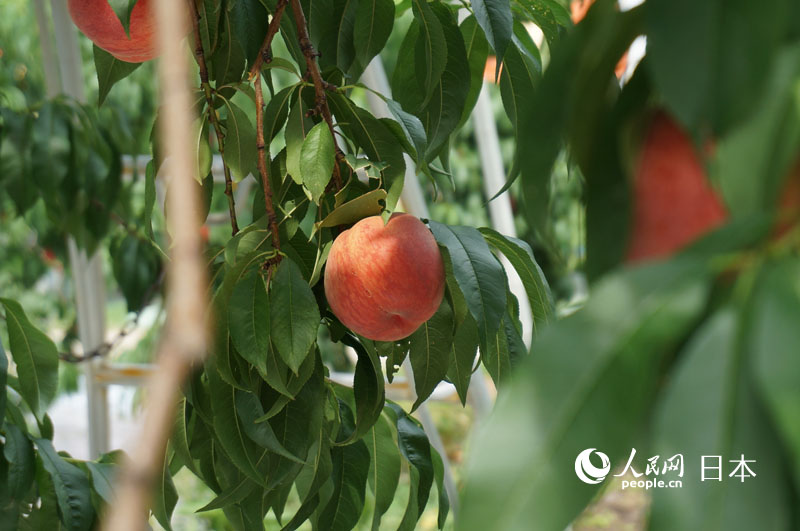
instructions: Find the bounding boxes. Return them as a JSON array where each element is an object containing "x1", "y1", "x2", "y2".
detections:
[
  {"x1": 481, "y1": 311, "x2": 525, "y2": 388},
  {"x1": 110, "y1": 234, "x2": 162, "y2": 312},
  {"x1": 299, "y1": 122, "x2": 336, "y2": 203},
  {"x1": 207, "y1": 370, "x2": 268, "y2": 486},
  {"x1": 644, "y1": 0, "x2": 792, "y2": 134},
  {"x1": 3, "y1": 423, "x2": 35, "y2": 501},
  {"x1": 388, "y1": 404, "x2": 435, "y2": 528},
  {"x1": 514, "y1": 0, "x2": 570, "y2": 46},
  {"x1": 0, "y1": 298, "x2": 58, "y2": 418},
  {"x1": 384, "y1": 99, "x2": 428, "y2": 164},
  {"x1": 650, "y1": 308, "x2": 791, "y2": 530},
  {"x1": 750, "y1": 259, "x2": 800, "y2": 488},
  {"x1": 107, "y1": 0, "x2": 136, "y2": 36},
  {"x1": 235, "y1": 390, "x2": 305, "y2": 463},
  {"x1": 196, "y1": 478, "x2": 256, "y2": 512},
  {"x1": 409, "y1": 298, "x2": 454, "y2": 411},
  {"x1": 151, "y1": 448, "x2": 178, "y2": 530},
  {"x1": 713, "y1": 45, "x2": 800, "y2": 219},
  {"x1": 458, "y1": 260, "x2": 709, "y2": 531},
  {"x1": 84, "y1": 460, "x2": 116, "y2": 506},
  {"x1": 143, "y1": 159, "x2": 156, "y2": 239},
  {"x1": 228, "y1": 269, "x2": 270, "y2": 372},
  {"x1": 354, "y1": 0, "x2": 395, "y2": 70},
  {"x1": 263, "y1": 85, "x2": 296, "y2": 143},
  {"x1": 339, "y1": 334, "x2": 386, "y2": 444},
  {"x1": 0, "y1": 335, "x2": 6, "y2": 426},
  {"x1": 270, "y1": 258, "x2": 320, "y2": 373},
  {"x1": 318, "y1": 432, "x2": 371, "y2": 531},
  {"x1": 411, "y1": 0, "x2": 448, "y2": 105},
  {"x1": 478, "y1": 228, "x2": 554, "y2": 335},
  {"x1": 457, "y1": 15, "x2": 490, "y2": 129},
  {"x1": 285, "y1": 98, "x2": 313, "y2": 185},
  {"x1": 471, "y1": 0, "x2": 513, "y2": 64},
  {"x1": 431, "y1": 447, "x2": 449, "y2": 529},
  {"x1": 419, "y1": 4, "x2": 471, "y2": 160},
  {"x1": 196, "y1": 0, "x2": 221, "y2": 58},
  {"x1": 428, "y1": 222, "x2": 507, "y2": 353},
  {"x1": 229, "y1": 0, "x2": 270, "y2": 65},
  {"x1": 328, "y1": 94, "x2": 407, "y2": 211},
  {"x1": 93, "y1": 45, "x2": 141, "y2": 106},
  {"x1": 367, "y1": 412, "x2": 402, "y2": 530},
  {"x1": 211, "y1": 9, "x2": 247, "y2": 84},
  {"x1": 194, "y1": 117, "x2": 212, "y2": 182},
  {"x1": 35, "y1": 438, "x2": 94, "y2": 531},
  {"x1": 446, "y1": 313, "x2": 479, "y2": 406},
  {"x1": 499, "y1": 28, "x2": 541, "y2": 134},
  {"x1": 222, "y1": 101, "x2": 257, "y2": 181}
]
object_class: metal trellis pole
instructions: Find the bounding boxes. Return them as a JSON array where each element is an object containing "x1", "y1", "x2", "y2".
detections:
[{"x1": 40, "y1": 0, "x2": 110, "y2": 458}]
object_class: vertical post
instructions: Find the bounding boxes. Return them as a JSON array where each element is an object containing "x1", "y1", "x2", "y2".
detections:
[{"x1": 46, "y1": 0, "x2": 110, "y2": 458}]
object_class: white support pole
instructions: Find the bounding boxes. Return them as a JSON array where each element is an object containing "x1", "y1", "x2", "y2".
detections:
[
  {"x1": 472, "y1": 86, "x2": 534, "y2": 347},
  {"x1": 46, "y1": 0, "x2": 110, "y2": 458}
]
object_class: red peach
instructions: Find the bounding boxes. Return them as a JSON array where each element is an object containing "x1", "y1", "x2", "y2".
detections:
[
  {"x1": 68, "y1": 0, "x2": 157, "y2": 63},
  {"x1": 626, "y1": 112, "x2": 728, "y2": 263},
  {"x1": 324, "y1": 213, "x2": 445, "y2": 341}
]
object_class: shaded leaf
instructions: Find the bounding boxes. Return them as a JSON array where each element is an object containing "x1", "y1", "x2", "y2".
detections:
[
  {"x1": 650, "y1": 309, "x2": 790, "y2": 530},
  {"x1": 409, "y1": 298, "x2": 453, "y2": 410},
  {"x1": 228, "y1": 269, "x2": 270, "y2": 372},
  {"x1": 93, "y1": 45, "x2": 141, "y2": 106},
  {"x1": 35, "y1": 438, "x2": 94, "y2": 531},
  {"x1": 0, "y1": 298, "x2": 58, "y2": 418},
  {"x1": 222, "y1": 101, "x2": 257, "y2": 181},
  {"x1": 367, "y1": 412, "x2": 401, "y2": 530},
  {"x1": 458, "y1": 260, "x2": 709, "y2": 531}
]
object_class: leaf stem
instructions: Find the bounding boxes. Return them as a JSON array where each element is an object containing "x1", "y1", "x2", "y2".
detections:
[
  {"x1": 288, "y1": 0, "x2": 344, "y2": 191},
  {"x1": 187, "y1": 0, "x2": 239, "y2": 236}
]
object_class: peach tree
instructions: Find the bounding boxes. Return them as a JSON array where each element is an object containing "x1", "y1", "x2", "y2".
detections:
[
  {"x1": 0, "y1": 0, "x2": 560, "y2": 528},
  {"x1": 4, "y1": 0, "x2": 800, "y2": 529}
]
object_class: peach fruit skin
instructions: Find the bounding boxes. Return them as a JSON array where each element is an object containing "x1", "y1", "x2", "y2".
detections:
[
  {"x1": 324, "y1": 213, "x2": 445, "y2": 341},
  {"x1": 68, "y1": 0, "x2": 157, "y2": 63},
  {"x1": 626, "y1": 112, "x2": 728, "y2": 262}
]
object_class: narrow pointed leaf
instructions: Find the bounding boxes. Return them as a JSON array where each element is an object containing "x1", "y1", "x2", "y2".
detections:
[
  {"x1": 427, "y1": 223, "x2": 507, "y2": 353},
  {"x1": 269, "y1": 258, "x2": 320, "y2": 373}
]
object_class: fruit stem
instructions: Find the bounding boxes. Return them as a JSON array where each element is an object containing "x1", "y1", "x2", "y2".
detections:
[
  {"x1": 187, "y1": 0, "x2": 239, "y2": 236},
  {"x1": 254, "y1": 70, "x2": 283, "y2": 256},
  {"x1": 288, "y1": 0, "x2": 344, "y2": 192}
]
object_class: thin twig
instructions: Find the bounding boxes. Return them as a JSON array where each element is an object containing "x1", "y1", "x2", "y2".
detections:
[
  {"x1": 254, "y1": 71, "x2": 282, "y2": 255},
  {"x1": 248, "y1": 0, "x2": 289, "y2": 80},
  {"x1": 288, "y1": 0, "x2": 343, "y2": 191},
  {"x1": 102, "y1": 0, "x2": 209, "y2": 528},
  {"x1": 187, "y1": 0, "x2": 239, "y2": 236}
]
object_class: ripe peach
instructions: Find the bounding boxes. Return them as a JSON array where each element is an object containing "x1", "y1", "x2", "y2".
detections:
[
  {"x1": 324, "y1": 213, "x2": 445, "y2": 341},
  {"x1": 68, "y1": 0, "x2": 157, "y2": 63},
  {"x1": 626, "y1": 112, "x2": 728, "y2": 262}
]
